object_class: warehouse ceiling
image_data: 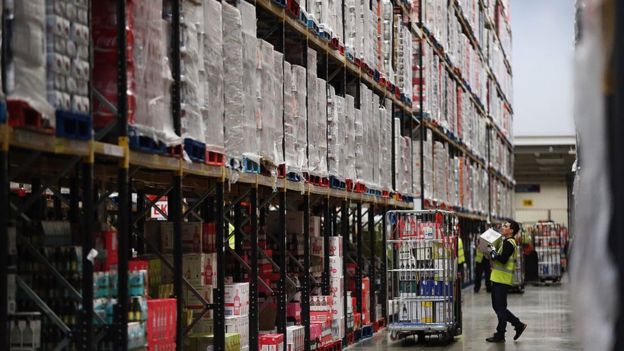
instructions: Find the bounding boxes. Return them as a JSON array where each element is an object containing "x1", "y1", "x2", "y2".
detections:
[{"x1": 514, "y1": 139, "x2": 577, "y2": 183}]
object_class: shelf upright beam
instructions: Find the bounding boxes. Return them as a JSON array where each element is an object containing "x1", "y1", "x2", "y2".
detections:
[
  {"x1": 80, "y1": 156, "x2": 95, "y2": 350},
  {"x1": 381, "y1": 206, "x2": 387, "y2": 321},
  {"x1": 341, "y1": 200, "x2": 349, "y2": 344},
  {"x1": 1, "y1": 123, "x2": 9, "y2": 350},
  {"x1": 277, "y1": 190, "x2": 287, "y2": 351},
  {"x1": 356, "y1": 202, "x2": 363, "y2": 317},
  {"x1": 322, "y1": 198, "x2": 331, "y2": 295},
  {"x1": 214, "y1": 182, "x2": 226, "y2": 351},
  {"x1": 368, "y1": 204, "x2": 375, "y2": 324},
  {"x1": 234, "y1": 203, "x2": 243, "y2": 281},
  {"x1": 115, "y1": 0, "x2": 130, "y2": 346},
  {"x1": 249, "y1": 188, "x2": 259, "y2": 351},
  {"x1": 302, "y1": 194, "x2": 311, "y2": 351}
]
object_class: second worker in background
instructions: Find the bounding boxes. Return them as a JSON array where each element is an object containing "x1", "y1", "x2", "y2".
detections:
[{"x1": 486, "y1": 220, "x2": 527, "y2": 343}]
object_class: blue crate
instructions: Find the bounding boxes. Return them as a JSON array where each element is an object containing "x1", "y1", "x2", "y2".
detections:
[
  {"x1": 183, "y1": 138, "x2": 206, "y2": 163},
  {"x1": 55, "y1": 110, "x2": 92, "y2": 140},
  {"x1": 128, "y1": 126, "x2": 168, "y2": 154}
]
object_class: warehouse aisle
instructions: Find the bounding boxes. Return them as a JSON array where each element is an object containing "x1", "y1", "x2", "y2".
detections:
[{"x1": 349, "y1": 279, "x2": 580, "y2": 350}]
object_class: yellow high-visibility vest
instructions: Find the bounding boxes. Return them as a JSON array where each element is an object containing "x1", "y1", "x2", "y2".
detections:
[
  {"x1": 475, "y1": 248, "x2": 484, "y2": 263},
  {"x1": 490, "y1": 238, "x2": 517, "y2": 286},
  {"x1": 458, "y1": 238, "x2": 465, "y2": 264}
]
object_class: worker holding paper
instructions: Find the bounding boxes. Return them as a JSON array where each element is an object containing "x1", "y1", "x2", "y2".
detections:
[{"x1": 485, "y1": 220, "x2": 527, "y2": 343}]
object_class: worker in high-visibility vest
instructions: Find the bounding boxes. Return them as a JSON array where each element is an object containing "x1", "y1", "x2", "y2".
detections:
[
  {"x1": 474, "y1": 244, "x2": 491, "y2": 293},
  {"x1": 457, "y1": 237, "x2": 466, "y2": 281},
  {"x1": 486, "y1": 220, "x2": 527, "y2": 343}
]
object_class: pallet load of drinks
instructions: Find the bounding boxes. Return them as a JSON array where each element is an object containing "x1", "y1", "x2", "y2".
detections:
[{"x1": 528, "y1": 222, "x2": 569, "y2": 283}]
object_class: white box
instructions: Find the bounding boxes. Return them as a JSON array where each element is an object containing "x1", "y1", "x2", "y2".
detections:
[
  {"x1": 226, "y1": 315, "x2": 250, "y2": 348},
  {"x1": 329, "y1": 257, "x2": 343, "y2": 277},
  {"x1": 311, "y1": 237, "x2": 324, "y2": 256},
  {"x1": 162, "y1": 222, "x2": 204, "y2": 253},
  {"x1": 331, "y1": 317, "x2": 345, "y2": 340},
  {"x1": 329, "y1": 236, "x2": 342, "y2": 257},
  {"x1": 225, "y1": 283, "x2": 250, "y2": 316},
  {"x1": 286, "y1": 325, "x2": 305, "y2": 351},
  {"x1": 183, "y1": 253, "x2": 216, "y2": 287},
  {"x1": 479, "y1": 228, "x2": 503, "y2": 254}
]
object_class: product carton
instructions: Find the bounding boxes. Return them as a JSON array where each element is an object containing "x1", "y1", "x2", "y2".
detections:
[
  {"x1": 183, "y1": 253, "x2": 217, "y2": 287},
  {"x1": 225, "y1": 282, "x2": 250, "y2": 316},
  {"x1": 310, "y1": 216, "x2": 321, "y2": 237},
  {"x1": 260, "y1": 334, "x2": 284, "y2": 351},
  {"x1": 328, "y1": 236, "x2": 343, "y2": 257},
  {"x1": 329, "y1": 256, "x2": 343, "y2": 277},
  {"x1": 162, "y1": 222, "x2": 204, "y2": 254},
  {"x1": 479, "y1": 228, "x2": 503, "y2": 255},
  {"x1": 226, "y1": 315, "x2": 250, "y2": 348},
  {"x1": 185, "y1": 285, "x2": 213, "y2": 310},
  {"x1": 287, "y1": 325, "x2": 305, "y2": 351}
]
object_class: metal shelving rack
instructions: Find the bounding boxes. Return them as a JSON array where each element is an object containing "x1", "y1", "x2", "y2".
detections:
[{"x1": 0, "y1": 1, "x2": 415, "y2": 351}]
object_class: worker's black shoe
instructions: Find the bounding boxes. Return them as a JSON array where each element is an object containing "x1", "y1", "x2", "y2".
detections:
[
  {"x1": 514, "y1": 323, "x2": 527, "y2": 340},
  {"x1": 486, "y1": 334, "x2": 505, "y2": 343}
]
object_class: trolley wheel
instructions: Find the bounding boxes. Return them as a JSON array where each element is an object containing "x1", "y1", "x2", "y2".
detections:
[
  {"x1": 415, "y1": 332, "x2": 425, "y2": 343},
  {"x1": 390, "y1": 331, "x2": 399, "y2": 341}
]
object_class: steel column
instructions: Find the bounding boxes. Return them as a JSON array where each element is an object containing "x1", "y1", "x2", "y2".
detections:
[
  {"x1": 1, "y1": 140, "x2": 9, "y2": 350},
  {"x1": 322, "y1": 198, "x2": 331, "y2": 295},
  {"x1": 302, "y1": 194, "x2": 311, "y2": 351},
  {"x1": 234, "y1": 203, "x2": 243, "y2": 281},
  {"x1": 381, "y1": 206, "x2": 387, "y2": 320},
  {"x1": 356, "y1": 202, "x2": 363, "y2": 317},
  {"x1": 214, "y1": 182, "x2": 225, "y2": 351},
  {"x1": 249, "y1": 188, "x2": 259, "y2": 351},
  {"x1": 341, "y1": 201, "x2": 349, "y2": 343},
  {"x1": 368, "y1": 204, "x2": 375, "y2": 324},
  {"x1": 277, "y1": 191, "x2": 287, "y2": 351},
  {"x1": 170, "y1": 176, "x2": 183, "y2": 350},
  {"x1": 80, "y1": 161, "x2": 94, "y2": 350}
]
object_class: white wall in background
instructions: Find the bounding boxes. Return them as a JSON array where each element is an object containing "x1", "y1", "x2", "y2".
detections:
[{"x1": 514, "y1": 181, "x2": 569, "y2": 226}]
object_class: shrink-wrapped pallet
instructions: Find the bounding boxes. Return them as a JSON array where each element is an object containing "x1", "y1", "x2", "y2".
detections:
[
  {"x1": 356, "y1": 85, "x2": 373, "y2": 185},
  {"x1": 327, "y1": 85, "x2": 340, "y2": 178},
  {"x1": 284, "y1": 62, "x2": 297, "y2": 171},
  {"x1": 179, "y1": 0, "x2": 205, "y2": 145},
  {"x1": 256, "y1": 40, "x2": 279, "y2": 167},
  {"x1": 273, "y1": 51, "x2": 285, "y2": 166},
  {"x1": 6, "y1": 0, "x2": 54, "y2": 124},
  {"x1": 354, "y1": 104, "x2": 365, "y2": 184},
  {"x1": 413, "y1": 139, "x2": 422, "y2": 197},
  {"x1": 307, "y1": 49, "x2": 328, "y2": 176},
  {"x1": 380, "y1": 98, "x2": 393, "y2": 191},
  {"x1": 292, "y1": 65, "x2": 308, "y2": 174},
  {"x1": 398, "y1": 136, "x2": 412, "y2": 195},
  {"x1": 344, "y1": 95, "x2": 357, "y2": 182},
  {"x1": 203, "y1": 0, "x2": 225, "y2": 153},
  {"x1": 222, "y1": 2, "x2": 250, "y2": 165},
  {"x1": 423, "y1": 129, "x2": 433, "y2": 200},
  {"x1": 93, "y1": 0, "x2": 178, "y2": 145},
  {"x1": 370, "y1": 93, "x2": 380, "y2": 188},
  {"x1": 381, "y1": 0, "x2": 394, "y2": 82}
]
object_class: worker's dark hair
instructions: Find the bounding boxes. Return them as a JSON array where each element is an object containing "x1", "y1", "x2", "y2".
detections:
[{"x1": 507, "y1": 220, "x2": 520, "y2": 235}]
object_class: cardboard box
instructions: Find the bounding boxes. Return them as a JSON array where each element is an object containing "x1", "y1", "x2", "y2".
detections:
[
  {"x1": 287, "y1": 325, "x2": 305, "y2": 351},
  {"x1": 225, "y1": 283, "x2": 250, "y2": 317},
  {"x1": 479, "y1": 228, "x2": 503, "y2": 255},
  {"x1": 286, "y1": 211, "x2": 304, "y2": 234},
  {"x1": 183, "y1": 253, "x2": 217, "y2": 287},
  {"x1": 226, "y1": 315, "x2": 250, "y2": 348},
  {"x1": 311, "y1": 237, "x2": 324, "y2": 256},
  {"x1": 260, "y1": 334, "x2": 284, "y2": 351},
  {"x1": 162, "y1": 222, "x2": 205, "y2": 254},
  {"x1": 202, "y1": 222, "x2": 216, "y2": 253},
  {"x1": 310, "y1": 296, "x2": 333, "y2": 312},
  {"x1": 309, "y1": 216, "x2": 321, "y2": 237},
  {"x1": 328, "y1": 236, "x2": 342, "y2": 257},
  {"x1": 329, "y1": 257, "x2": 343, "y2": 277}
]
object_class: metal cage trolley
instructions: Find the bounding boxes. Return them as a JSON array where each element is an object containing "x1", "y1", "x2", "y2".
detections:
[
  {"x1": 386, "y1": 210, "x2": 462, "y2": 342},
  {"x1": 533, "y1": 223, "x2": 564, "y2": 283}
]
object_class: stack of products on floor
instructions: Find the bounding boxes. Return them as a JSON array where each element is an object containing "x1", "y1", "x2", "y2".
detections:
[{"x1": 329, "y1": 236, "x2": 345, "y2": 341}]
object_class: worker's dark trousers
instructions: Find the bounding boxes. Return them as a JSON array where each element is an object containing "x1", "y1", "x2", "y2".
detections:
[
  {"x1": 474, "y1": 260, "x2": 491, "y2": 292},
  {"x1": 491, "y1": 282, "x2": 521, "y2": 335}
]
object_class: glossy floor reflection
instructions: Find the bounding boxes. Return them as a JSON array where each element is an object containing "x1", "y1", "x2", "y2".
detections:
[{"x1": 348, "y1": 279, "x2": 581, "y2": 351}]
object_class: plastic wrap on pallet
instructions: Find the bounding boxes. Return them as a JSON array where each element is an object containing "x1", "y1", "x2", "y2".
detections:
[
  {"x1": 356, "y1": 85, "x2": 373, "y2": 185},
  {"x1": 327, "y1": 85, "x2": 340, "y2": 178},
  {"x1": 329, "y1": 0, "x2": 343, "y2": 42},
  {"x1": 256, "y1": 39, "x2": 279, "y2": 167},
  {"x1": 423, "y1": 129, "x2": 433, "y2": 200},
  {"x1": 179, "y1": 1, "x2": 206, "y2": 144},
  {"x1": 344, "y1": 95, "x2": 357, "y2": 182},
  {"x1": 273, "y1": 51, "x2": 285, "y2": 165},
  {"x1": 308, "y1": 77, "x2": 328, "y2": 176},
  {"x1": 344, "y1": 0, "x2": 359, "y2": 58},
  {"x1": 370, "y1": 93, "x2": 380, "y2": 189},
  {"x1": 413, "y1": 138, "x2": 421, "y2": 198},
  {"x1": 93, "y1": 0, "x2": 178, "y2": 145},
  {"x1": 380, "y1": 98, "x2": 393, "y2": 191},
  {"x1": 381, "y1": 0, "x2": 394, "y2": 82},
  {"x1": 203, "y1": 0, "x2": 225, "y2": 153},
  {"x1": 293, "y1": 65, "x2": 308, "y2": 173},
  {"x1": 7, "y1": 0, "x2": 55, "y2": 123},
  {"x1": 284, "y1": 62, "x2": 297, "y2": 171},
  {"x1": 223, "y1": 2, "x2": 250, "y2": 163},
  {"x1": 354, "y1": 105, "x2": 365, "y2": 184},
  {"x1": 45, "y1": 0, "x2": 91, "y2": 117},
  {"x1": 398, "y1": 136, "x2": 412, "y2": 195}
]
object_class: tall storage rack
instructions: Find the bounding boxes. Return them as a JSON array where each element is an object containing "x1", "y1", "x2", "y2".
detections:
[
  {"x1": 0, "y1": 0, "x2": 516, "y2": 350},
  {"x1": 0, "y1": 1, "x2": 416, "y2": 351}
]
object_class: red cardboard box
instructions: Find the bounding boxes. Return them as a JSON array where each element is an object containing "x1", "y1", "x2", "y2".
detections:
[
  {"x1": 260, "y1": 334, "x2": 285, "y2": 351},
  {"x1": 95, "y1": 230, "x2": 118, "y2": 271},
  {"x1": 362, "y1": 278, "x2": 370, "y2": 325},
  {"x1": 310, "y1": 311, "x2": 332, "y2": 326}
]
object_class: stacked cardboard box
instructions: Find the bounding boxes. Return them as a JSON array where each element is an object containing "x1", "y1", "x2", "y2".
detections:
[
  {"x1": 225, "y1": 283, "x2": 250, "y2": 350},
  {"x1": 328, "y1": 236, "x2": 345, "y2": 340}
]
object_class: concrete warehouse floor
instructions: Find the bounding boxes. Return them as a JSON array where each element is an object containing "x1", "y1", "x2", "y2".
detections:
[{"x1": 349, "y1": 278, "x2": 580, "y2": 351}]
